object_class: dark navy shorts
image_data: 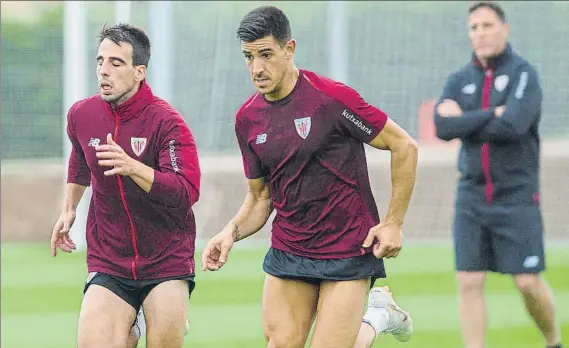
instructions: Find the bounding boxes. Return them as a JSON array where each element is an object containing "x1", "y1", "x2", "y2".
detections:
[
  {"x1": 84, "y1": 272, "x2": 195, "y2": 313},
  {"x1": 453, "y1": 201, "x2": 545, "y2": 275},
  {"x1": 263, "y1": 248, "x2": 386, "y2": 288}
]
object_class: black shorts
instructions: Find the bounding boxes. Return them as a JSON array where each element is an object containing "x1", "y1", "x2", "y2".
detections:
[
  {"x1": 453, "y1": 201, "x2": 545, "y2": 275},
  {"x1": 263, "y1": 248, "x2": 386, "y2": 288},
  {"x1": 84, "y1": 272, "x2": 196, "y2": 313}
]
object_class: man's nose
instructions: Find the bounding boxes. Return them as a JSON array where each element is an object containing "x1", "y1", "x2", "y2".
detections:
[
  {"x1": 251, "y1": 58, "x2": 264, "y2": 75},
  {"x1": 98, "y1": 63, "x2": 111, "y2": 77}
]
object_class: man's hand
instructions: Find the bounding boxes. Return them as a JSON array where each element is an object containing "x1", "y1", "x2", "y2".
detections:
[
  {"x1": 436, "y1": 99, "x2": 463, "y2": 117},
  {"x1": 362, "y1": 221, "x2": 403, "y2": 259},
  {"x1": 96, "y1": 133, "x2": 139, "y2": 176},
  {"x1": 50, "y1": 211, "x2": 77, "y2": 257},
  {"x1": 201, "y1": 225, "x2": 236, "y2": 271},
  {"x1": 494, "y1": 105, "x2": 506, "y2": 117}
]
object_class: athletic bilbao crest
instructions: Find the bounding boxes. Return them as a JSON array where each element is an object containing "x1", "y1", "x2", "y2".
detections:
[
  {"x1": 294, "y1": 117, "x2": 311, "y2": 139},
  {"x1": 494, "y1": 74, "x2": 509, "y2": 92},
  {"x1": 130, "y1": 137, "x2": 147, "y2": 156}
]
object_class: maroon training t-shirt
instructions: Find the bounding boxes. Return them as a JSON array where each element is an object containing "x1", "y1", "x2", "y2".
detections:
[{"x1": 235, "y1": 69, "x2": 388, "y2": 259}]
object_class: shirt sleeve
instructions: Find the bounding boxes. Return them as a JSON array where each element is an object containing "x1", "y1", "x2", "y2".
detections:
[
  {"x1": 147, "y1": 114, "x2": 201, "y2": 210},
  {"x1": 472, "y1": 66, "x2": 542, "y2": 142},
  {"x1": 235, "y1": 118, "x2": 267, "y2": 179},
  {"x1": 330, "y1": 83, "x2": 388, "y2": 143},
  {"x1": 66, "y1": 102, "x2": 91, "y2": 187},
  {"x1": 433, "y1": 73, "x2": 495, "y2": 141}
]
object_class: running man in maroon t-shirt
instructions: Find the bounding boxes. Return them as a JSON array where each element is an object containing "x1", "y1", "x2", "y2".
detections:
[{"x1": 202, "y1": 6, "x2": 418, "y2": 348}]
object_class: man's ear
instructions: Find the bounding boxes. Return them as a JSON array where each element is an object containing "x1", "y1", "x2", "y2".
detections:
[
  {"x1": 284, "y1": 39, "x2": 296, "y2": 60},
  {"x1": 134, "y1": 65, "x2": 146, "y2": 82}
]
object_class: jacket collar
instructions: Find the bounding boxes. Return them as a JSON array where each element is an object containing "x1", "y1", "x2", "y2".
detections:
[
  {"x1": 104, "y1": 80, "x2": 154, "y2": 120},
  {"x1": 472, "y1": 42, "x2": 513, "y2": 70}
]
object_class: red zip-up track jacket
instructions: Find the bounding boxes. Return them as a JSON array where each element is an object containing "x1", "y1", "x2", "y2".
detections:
[{"x1": 66, "y1": 80, "x2": 200, "y2": 280}]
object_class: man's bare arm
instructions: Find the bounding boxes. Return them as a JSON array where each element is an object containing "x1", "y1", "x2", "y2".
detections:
[
  {"x1": 63, "y1": 183, "x2": 88, "y2": 213},
  {"x1": 51, "y1": 183, "x2": 87, "y2": 256},
  {"x1": 225, "y1": 177, "x2": 273, "y2": 242},
  {"x1": 369, "y1": 119, "x2": 418, "y2": 226}
]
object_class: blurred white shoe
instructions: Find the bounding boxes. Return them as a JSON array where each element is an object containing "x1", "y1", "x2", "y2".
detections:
[
  {"x1": 363, "y1": 286, "x2": 413, "y2": 342},
  {"x1": 133, "y1": 307, "x2": 147, "y2": 339},
  {"x1": 184, "y1": 318, "x2": 190, "y2": 335},
  {"x1": 133, "y1": 307, "x2": 190, "y2": 339}
]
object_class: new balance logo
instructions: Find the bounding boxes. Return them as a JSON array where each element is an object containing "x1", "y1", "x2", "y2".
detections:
[
  {"x1": 87, "y1": 138, "x2": 100, "y2": 147},
  {"x1": 256, "y1": 133, "x2": 267, "y2": 144}
]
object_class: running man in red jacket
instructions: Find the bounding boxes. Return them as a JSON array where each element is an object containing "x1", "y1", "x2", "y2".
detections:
[{"x1": 50, "y1": 24, "x2": 200, "y2": 348}]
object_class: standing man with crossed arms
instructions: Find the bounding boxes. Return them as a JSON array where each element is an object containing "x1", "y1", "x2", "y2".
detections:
[{"x1": 434, "y1": 2, "x2": 563, "y2": 348}]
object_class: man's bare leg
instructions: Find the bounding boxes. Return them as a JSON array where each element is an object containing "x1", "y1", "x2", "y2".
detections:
[
  {"x1": 263, "y1": 274, "x2": 319, "y2": 348},
  {"x1": 514, "y1": 274, "x2": 562, "y2": 347},
  {"x1": 309, "y1": 279, "x2": 370, "y2": 348},
  {"x1": 127, "y1": 328, "x2": 139, "y2": 348},
  {"x1": 354, "y1": 322, "x2": 377, "y2": 348},
  {"x1": 143, "y1": 280, "x2": 190, "y2": 348},
  {"x1": 126, "y1": 307, "x2": 190, "y2": 348},
  {"x1": 77, "y1": 285, "x2": 137, "y2": 348},
  {"x1": 457, "y1": 271, "x2": 487, "y2": 348}
]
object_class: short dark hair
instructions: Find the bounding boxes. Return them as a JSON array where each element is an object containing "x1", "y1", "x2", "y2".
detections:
[
  {"x1": 236, "y1": 6, "x2": 292, "y2": 46},
  {"x1": 468, "y1": 1, "x2": 507, "y2": 22},
  {"x1": 98, "y1": 23, "x2": 151, "y2": 67}
]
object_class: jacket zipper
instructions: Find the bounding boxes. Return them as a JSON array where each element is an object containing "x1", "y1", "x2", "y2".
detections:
[
  {"x1": 113, "y1": 109, "x2": 140, "y2": 279},
  {"x1": 481, "y1": 68, "x2": 493, "y2": 204}
]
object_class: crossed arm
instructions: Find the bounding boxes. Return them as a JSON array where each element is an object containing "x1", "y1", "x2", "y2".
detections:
[{"x1": 434, "y1": 68, "x2": 542, "y2": 142}]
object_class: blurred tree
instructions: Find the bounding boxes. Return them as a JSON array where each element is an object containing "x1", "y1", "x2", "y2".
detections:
[{"x1": 1, "y1": 4, "x2": 64, "y2": 159}]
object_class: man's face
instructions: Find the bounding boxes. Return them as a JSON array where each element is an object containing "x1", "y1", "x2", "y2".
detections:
[
  {"x1": 241, "y1": 35, "x2": 295, "y2": 98},
  {"x1": 468, "y1": 7, "x2": 509, "y2": 60},
  {"x1": 96, "y1": 38, "x2": 145, "y2": 105}
]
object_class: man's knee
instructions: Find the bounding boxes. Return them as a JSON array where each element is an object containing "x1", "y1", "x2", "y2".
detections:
[
  {"x1": 514, "y1": 274, "x2": 542, "y2": 295},
  {"x1": 78, "y1": 329, "x2": 127, "y2": 348},
  {"x1": 264, "y1": 322, "x2": 307, "y2": 348},
  {"x1": 457, "y1": 271, "x2": 486, "y2": 295},
  {"x1": 145, "y1": 316, "x2": 186, "y2": 348},
  {"x1": 146, "y1": 332, "x2": 184, "y2": 348}
]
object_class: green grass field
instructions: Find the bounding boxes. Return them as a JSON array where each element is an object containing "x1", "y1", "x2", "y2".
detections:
[{"x1": 2, "y1": 243, "x2": 568, "y2": 348}]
